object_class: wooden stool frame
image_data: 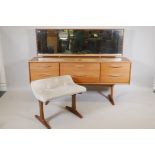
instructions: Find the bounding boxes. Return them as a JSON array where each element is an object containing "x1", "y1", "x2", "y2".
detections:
[{"x1": 35, "y1": 94, "x2": 82, "y2": 129}]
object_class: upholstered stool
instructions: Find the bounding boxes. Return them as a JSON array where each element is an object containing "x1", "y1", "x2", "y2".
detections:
[{"x1": 31, "y1": 75, "x2": 86, "y2": 129}]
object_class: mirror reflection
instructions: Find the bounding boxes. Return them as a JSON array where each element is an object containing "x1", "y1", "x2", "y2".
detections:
[{"x1": 36, "y1": 29, "x2": 124, "y2": 54}]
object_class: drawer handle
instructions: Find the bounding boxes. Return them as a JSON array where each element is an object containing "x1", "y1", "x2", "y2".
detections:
[
  {"x1": 75, "y1": 65, "x2": 84, "y2": 67},
  {"x1": 32, "y1": 66, "x2": 53, "y2": 69},
  {"x1": 41, "y1": 65, "x2": 53, "y2": 68},
  {"x1": 109, "y1": 66, "x2": 122, "y2": 68},
  {"x1": 72, "y1": 75, "x2": 86, "y2": 77},
  {"x1": 108, "y1": 74, "x2": 121, "y2": 77},
  {"x1": 38, "y1": 73, "x2": 51, "y2": 76},
  {"x1": 46, "y1": 65, "x2": 53, "y2": 67}
]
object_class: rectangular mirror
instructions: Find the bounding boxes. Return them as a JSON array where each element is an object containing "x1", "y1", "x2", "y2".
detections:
[{"x1": 36, "y1": 29, "x2": 124, "y2": 55}]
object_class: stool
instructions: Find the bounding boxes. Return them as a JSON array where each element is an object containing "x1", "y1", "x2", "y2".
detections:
[{"x1": 31, "y1": 75, "x2": 86, "y2": 129}]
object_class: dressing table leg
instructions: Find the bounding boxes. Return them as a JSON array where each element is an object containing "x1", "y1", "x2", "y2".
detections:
[
  {"x1": 66, "y1": 94, "x2": 83, "y2": 118},
  {"x1": 45, "y1": 101, "x2": 50, "y2": 105},
  {"x1": 35, "y1": 100, "x2": 51, "y2": 129},
  {"x1": 108, "y1": 85, "x2": 115, "y2": 105}
]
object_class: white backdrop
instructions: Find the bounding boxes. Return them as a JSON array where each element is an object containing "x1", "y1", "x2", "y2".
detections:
[
  {"x1": 0, "y1": 33, "x2": 7, "y2": 91},
  {"x1": 0, "y1": 26, "x2": 155, "y2": 90}
]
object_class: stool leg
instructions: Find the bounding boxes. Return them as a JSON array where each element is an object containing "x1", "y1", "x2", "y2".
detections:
[
  {"x1": 66, "y1": 94, "x2": 83, "y2": 118},
  {"x1": 35, "y1": 100, "x2": 51, "y2": 129}
]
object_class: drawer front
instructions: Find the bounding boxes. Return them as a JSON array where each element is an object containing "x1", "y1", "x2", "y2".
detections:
[
  {"x1": 60, "y1": 63, "x2": 100, "y2": 83},
  {"x1": 101, "y1": 62, "x2": 131, "y2": 83},
  {"x1": 29, "y1": 62, "x2": 59, "y2": 81}
]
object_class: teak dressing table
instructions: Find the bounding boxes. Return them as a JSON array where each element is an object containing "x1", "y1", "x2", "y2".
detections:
[{"x1": 28, "y1": 55, "x2": 131, "y2": 105}]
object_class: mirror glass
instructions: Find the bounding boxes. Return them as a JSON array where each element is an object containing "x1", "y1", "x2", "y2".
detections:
[{"x1": 36, "y1": 29, "x2": 124, "y2": 54}]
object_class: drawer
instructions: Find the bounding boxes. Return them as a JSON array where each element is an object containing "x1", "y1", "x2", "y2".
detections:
[
  {"x1": 60, "y1": 63, "x2": 100, "y2": 83},
  {"x1": 101, "y1": 74, "x2": 130, "y2": 83},
  {"x1": 101, "y1": 62, "x2": 130, "y2": 74},
  {"x1": 29, "y1": 62, "x2": 59, "y2": 81},
  {"x1": 101, "y1": 62, "x2": 131, "y2": 83}
]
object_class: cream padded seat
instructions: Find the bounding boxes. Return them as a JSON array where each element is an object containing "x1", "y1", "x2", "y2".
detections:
[
  {"x1": 31, "y1": 75, "x2": 86, "y2": 102},
  {"x1": 31, "y1": 75, "x2": 86, "y2": 129}
]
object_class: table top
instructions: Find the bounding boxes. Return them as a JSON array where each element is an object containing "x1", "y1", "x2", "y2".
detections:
[{"x1": 29, "y1": 56, "x2": 131, "y2": 63}]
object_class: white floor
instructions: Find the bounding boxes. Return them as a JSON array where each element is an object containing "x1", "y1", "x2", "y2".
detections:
[{"x1": 0, "y1": 85, "x2": 155, "y2": 129}]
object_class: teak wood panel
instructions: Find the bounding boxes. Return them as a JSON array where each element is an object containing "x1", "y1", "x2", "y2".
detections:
[
  {"x1": 101, "y1": 62, "x2": 130, "y2": 83},
  {"x1": 60, "y1": 62, "x2": 100, "y2": 83},
  {"x1": 29, "y1": 62, "x2": 59, "y2": 81}
]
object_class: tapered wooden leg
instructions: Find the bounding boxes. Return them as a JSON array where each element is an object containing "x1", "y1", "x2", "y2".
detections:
[
  {"x1": 108, "y1": 85, "x2": 115, "y2": 105},
  {"x1": 35, "y1": 101, "x2": 51, "y2": 129},
  {"x1": 66, "y1": 94, "x2": 83, "y2": 118}
]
